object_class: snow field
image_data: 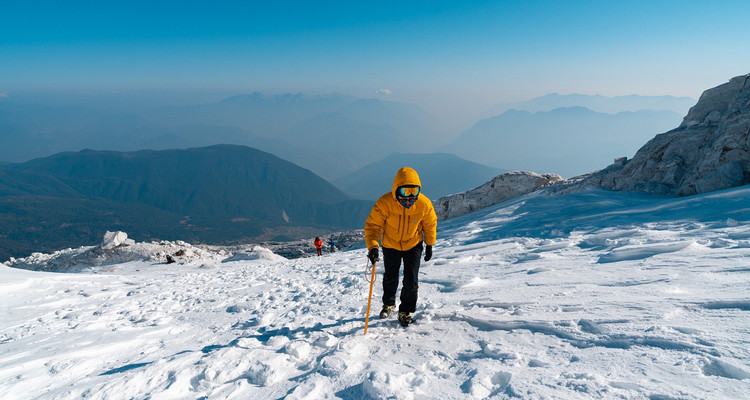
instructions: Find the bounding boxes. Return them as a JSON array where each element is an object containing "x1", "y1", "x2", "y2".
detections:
[{"x1": 2, "y1": 187, "x2": 750, "y2": 399}]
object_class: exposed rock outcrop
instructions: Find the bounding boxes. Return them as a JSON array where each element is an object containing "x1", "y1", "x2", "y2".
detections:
[
  {"x1": 434, "y1": 171, "x2": 562, "y2": 220},
  {"x1": 559, "y1": 73, "x2": 750, "y2": 196},
  {"x1": 6, "y1": 231, "x2": 229, "y2": 272}
]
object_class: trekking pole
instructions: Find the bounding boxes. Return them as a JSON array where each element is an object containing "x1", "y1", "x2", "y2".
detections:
[{"x1": 363, "y1": 261, "x2": 377, "y2": 335}]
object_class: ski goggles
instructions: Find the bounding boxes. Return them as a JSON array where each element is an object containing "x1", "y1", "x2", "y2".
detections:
[
  {"x1": 396, "y1": 185, "x2": 421, "y2": 198},
  {"x1": 396, "y1": 185, "x2": 420, "y2": 208}
]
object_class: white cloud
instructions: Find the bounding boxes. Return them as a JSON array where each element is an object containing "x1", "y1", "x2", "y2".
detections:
[{"x1": 376, "y1": 89, "x2": 392, "y2": 95}]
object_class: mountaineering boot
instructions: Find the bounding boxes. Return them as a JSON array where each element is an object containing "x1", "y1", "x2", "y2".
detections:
[
  {"x1": 398, "y1": 312, "x2": 413, "y2": 327},
  {"x1": 379, "y1": 304, "x2": 396, "y2": 319}
]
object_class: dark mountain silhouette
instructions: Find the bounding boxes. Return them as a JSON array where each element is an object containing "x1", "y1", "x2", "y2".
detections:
[
  {"x1": 0, "y1": 145, "x2": 371, "y2": 259},
  {"x1": 332, "y1": 153, "x2": 502, "y2": 201}
]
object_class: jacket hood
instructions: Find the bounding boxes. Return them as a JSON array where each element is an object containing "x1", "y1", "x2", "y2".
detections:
[{"x1": 391, "y1": 167, "x2": 422, "y2": 198}]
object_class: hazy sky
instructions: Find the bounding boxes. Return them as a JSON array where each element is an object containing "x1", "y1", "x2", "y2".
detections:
[{"x1": 2, "y1": 0, "x2": 749, "y2": 120}]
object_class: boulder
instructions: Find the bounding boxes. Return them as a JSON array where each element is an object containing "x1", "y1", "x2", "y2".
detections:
[{"x1": 100, "y1": 231, "x2": 134, "y2": 250}]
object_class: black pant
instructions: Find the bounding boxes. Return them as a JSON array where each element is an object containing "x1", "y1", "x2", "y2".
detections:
[{"x1": 382, "y1": 242, "x2": 423, "y2": 313}]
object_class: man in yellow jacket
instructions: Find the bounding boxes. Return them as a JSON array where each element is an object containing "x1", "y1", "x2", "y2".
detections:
[{"x1": 364, "y1": 167, "x2": 438, "y2": 326}]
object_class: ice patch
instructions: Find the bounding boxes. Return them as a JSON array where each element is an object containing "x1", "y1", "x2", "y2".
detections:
[
  {"x1": 701, "y1": 301, "x2": 750, "y2": 311},
  {"x1": 425, "y1": 276, "x2": 487, "y2": 293},
  {"x1": 701, "y1": 357, "x2": 750, "y2": 380},
  {"x1": 597, "y1": 241, "x2": 693, "y2": 263}
]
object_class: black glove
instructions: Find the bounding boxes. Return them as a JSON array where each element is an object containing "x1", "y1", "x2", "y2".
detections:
[
  {"x1": 368, "y1": 247, "x2": 379, "y2": 264},
  {"x1": 424, "y1": 245, "x2": 433, "y2": 262}
]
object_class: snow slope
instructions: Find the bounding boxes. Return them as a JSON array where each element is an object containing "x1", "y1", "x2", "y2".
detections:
[{"x1": 2, "y1": 186, "x2": 750, "y2": 399}]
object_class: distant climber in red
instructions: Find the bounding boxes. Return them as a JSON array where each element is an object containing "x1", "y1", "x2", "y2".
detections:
[{"x1": 314, "y1": 237, "x2": 323, "y2": 256}]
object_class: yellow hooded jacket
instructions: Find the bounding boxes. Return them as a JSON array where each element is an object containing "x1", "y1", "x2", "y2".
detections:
[{"x1": 364, "y1": 167, "x2": 438, "y2": 251}]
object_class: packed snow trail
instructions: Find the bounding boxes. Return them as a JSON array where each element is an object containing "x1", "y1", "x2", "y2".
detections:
[{"x1": 2, "y1": 187, "x2": 750, "y2": 399}]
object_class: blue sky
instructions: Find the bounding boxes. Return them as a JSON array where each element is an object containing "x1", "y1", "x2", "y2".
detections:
[{"x1": 2, "y1": 0, "x2": 749, "y2": 118}]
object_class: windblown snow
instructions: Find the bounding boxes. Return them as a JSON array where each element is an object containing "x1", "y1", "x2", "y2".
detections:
[{"x1": 2, "y1": 186, "x2": 750, "y2": 399}]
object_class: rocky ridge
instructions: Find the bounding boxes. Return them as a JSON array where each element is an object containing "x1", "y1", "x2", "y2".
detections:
[
  {"x1": 557, "y1": 73, "x2": 750, "y2": 196},
  {"x1": 433, "y1": 171, "x2": 562, "y2": 220},
  {"x1": 432, "y1": 73, "x2": 750, "y2": 221}
]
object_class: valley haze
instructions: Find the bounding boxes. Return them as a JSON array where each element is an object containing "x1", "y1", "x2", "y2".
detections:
[{"x1": 0, "y1": 90, "x2": 698, "y2": 260}]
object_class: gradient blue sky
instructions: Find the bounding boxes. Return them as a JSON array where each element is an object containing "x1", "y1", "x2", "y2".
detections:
[{"x1": 2, "y1": 0, "x2": 749, "y2": 119}]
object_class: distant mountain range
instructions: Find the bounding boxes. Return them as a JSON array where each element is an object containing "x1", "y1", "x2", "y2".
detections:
[
  {"x1": 481, "y1": 93, "x2": 696, "y2": 118},
  {"x1": 0, "y1": 91, "x2": 696, "y2": 181},
  {"x1": 0, "y1": 93, "x2": 450, "y2": 180},
  {"x1": 0, "y1": 145, "x2": 372, "y2": 259},
  {"x1": 333, "y1": 153, "x2": 502, "y2": 201},
  {"x1": 0, "y1": 91, "x2": 713, "y2": 259},
  {"x1": 447, "y1": 106, "x2": 684, "y2": 178},
  {"x1": 140, "y1": 94, "x2": 453, "y2": 179}
]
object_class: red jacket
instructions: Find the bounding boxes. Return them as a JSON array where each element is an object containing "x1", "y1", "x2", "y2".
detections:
[{"x1": 314, "y1": 238, "x2": 323, "y2": 249}]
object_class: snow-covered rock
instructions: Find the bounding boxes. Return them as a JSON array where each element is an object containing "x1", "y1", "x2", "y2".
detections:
[
  {"x1": 433, "y1": 171, "x2": 562, "y2": 220},
  {"x1": 5, "y1": 231, "x2": 229, "y2": 272},
  {"x1": 561, "y1": 73, "x2": 750, "y2": 196},
  {"x1": 101, "y1": 231, "x2": 135, "y2": 250},
  {"x1": 222, "y1": 246, "x2": 287, "y2": 263},
  {"x1": 4, "y1": 230, "x2": 363, "y2": 271}
]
